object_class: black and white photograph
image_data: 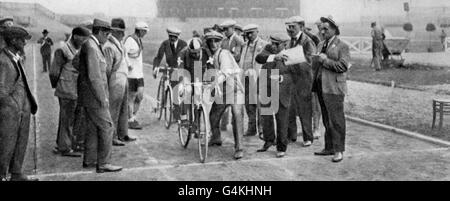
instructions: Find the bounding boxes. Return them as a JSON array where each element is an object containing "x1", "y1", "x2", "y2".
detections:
[{"x1": 0, "y1": 0, "x2": 450, "y2": 184}]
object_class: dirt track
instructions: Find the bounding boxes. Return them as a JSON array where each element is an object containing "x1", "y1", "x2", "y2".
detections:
[{"x1": 21, "y1": 45, "x2": 450, "y2": 181}]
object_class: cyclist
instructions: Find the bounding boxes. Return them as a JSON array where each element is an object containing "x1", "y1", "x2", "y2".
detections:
[
  {"x1": 153, "y1": 27, "x2": 187, "y2": 122},
  {"x1": 204, "y1": 31, "x2": 245, "y2": 160}
]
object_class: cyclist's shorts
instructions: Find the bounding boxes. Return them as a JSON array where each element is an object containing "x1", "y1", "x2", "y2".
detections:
[{"x1": 128, "y1": 78, "x2": 144, "y2": 92}]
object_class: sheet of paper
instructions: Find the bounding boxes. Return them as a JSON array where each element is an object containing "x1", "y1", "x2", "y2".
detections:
[{"x1": 282, "y1": 45, "x2": 306, "y2": 65}]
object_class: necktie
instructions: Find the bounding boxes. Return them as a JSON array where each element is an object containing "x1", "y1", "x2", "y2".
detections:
[
  {"x1": 170, "y1": 42, "x2": 176, "y2": 54},
  {"x1": 321, "y1": 40, "x2": 329, "y2": 53},
  {"x1": 290, "y1": 38, "x2": 296, "y2": 48}
]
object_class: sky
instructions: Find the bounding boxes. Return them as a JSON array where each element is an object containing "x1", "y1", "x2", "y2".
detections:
[{"x1": 6, "y1": 0, "x2": 158, "y2": 17}]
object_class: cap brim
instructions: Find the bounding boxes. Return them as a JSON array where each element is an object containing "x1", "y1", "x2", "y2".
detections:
[{"x1": 111, "y1": 27, "x2": 125, "y2": 31}]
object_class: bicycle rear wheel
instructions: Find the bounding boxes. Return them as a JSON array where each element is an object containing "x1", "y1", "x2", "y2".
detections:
[
  {"x1": 197, "y1": 108, "x2": 209, "y2": 163},
  {"x1": 178, "y1": 103, "x2": 191, "y2": 148},
  {"x1": 156, "y1": 79, "x2": 164, "y2": 120},
  {"x1": 164, "y1": 88, "x2": 173, "y2": 129}
]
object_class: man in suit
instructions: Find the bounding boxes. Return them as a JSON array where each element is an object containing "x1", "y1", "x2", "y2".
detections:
[
  {"x1": 313, "y1": 16, "x2": 350, "y2": 163},
  {"x1": 104, "y1": 18, "x2": 137, "y2": 146},
  {"x1": 0, "y1": 26, "x2": 38, "y2": 181},
  {"x1": 371, "y1": 22, "x2": 384, "y2": 71},
  {"x1": 78, "y1": 19, "x2": 122, "y2": 173},
  {"x1": 152, "y1": 27, "x2": 188, "y2": 122},
  {"x1": 284, "y1": 16, "x2": 317, "y2": 147},
  {"x1": 51, "y1": 27, "x2": 90, "y2": 157},
  {"x1": 219, "y1": 20, "x2": 245, "y2": 131},
  {"x1": 239, "y1": 24, "x2": 268, "y2": 137},
  {"x1": 255, "y1": 34, "x2": 294, "y2": 158},
  {"x1": 37, "y1": 29, "x2": 54, "y2": 72},
  {"x1": 125, "y1": 21, "x2": 149, "y2": 130}
]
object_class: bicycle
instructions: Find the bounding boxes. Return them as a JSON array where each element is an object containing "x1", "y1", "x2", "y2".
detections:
[
  {"x1": 154, "y1": 65, "x2": 175, "y2": 129},
  {"x1": 177, "y1": 80, "x2": 215, "y2": 163}
]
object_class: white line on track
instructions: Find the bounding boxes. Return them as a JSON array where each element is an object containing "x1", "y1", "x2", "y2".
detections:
[{"x1": 34, "y1": 147, "x2": 449, "y2": 179}]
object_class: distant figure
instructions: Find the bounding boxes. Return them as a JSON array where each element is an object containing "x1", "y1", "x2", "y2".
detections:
[
  {"x1": 192, "y1": 30, "x2": 201, "y2": 38},
  {"x1": 440, "y1": 29, "x2": 447, "y2": 51},
  {"x1": 37, "y1": 29, "x2": 54, "y2": 72},
  {"x1": 371, "y1": 22, "x2": 384, "y2": 71}
]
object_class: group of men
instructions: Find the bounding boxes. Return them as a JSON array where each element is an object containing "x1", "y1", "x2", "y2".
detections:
[
  {"x1": 0, "y1": 13, "x2": 350, "y2": 181},
  {"x1": 157, "y1": 16, "x2": 350, "y2": 162}
]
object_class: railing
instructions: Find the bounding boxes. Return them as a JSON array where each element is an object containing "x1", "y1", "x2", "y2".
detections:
[
  {"x1": 340, "y1": 36, "x2": 372, "y2": 54},
  {"x1": 446, "y1": 37, "x2": 450, "y2": 53}
]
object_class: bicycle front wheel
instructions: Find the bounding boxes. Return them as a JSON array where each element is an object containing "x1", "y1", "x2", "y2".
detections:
[
  {"x1": 178, "y1": 104, "x2": 191, "y2": 148},
  {"x1": 197, "y1": 108, "x2": 209, "y2": 163},
  {"x1": 156, "y1": 79, "x2": 165, "y2": 120},
  {"x1": 164, "y1": 88, "x2": 173, "y2": 129}
]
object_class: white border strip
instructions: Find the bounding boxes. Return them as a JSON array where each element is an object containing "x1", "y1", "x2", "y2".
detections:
[{"x1": 346, "y1": 116, "x2": 450, "y2": 147}]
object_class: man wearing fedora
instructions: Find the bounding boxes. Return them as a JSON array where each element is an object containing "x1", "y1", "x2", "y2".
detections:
[
  {"x1": 104, "y1": 18, "x2": 137, "y2": 146},
  {"x1": 284, "y1": 16, "x2": 317, "y2": 148},
  {"x1": 38, "y1": 29, "x2": 54, "y2": 73},
  {"x1": 51, "y1": 27, "x2": 90, "y2": 157},
  {"x1": 125, "y1": 21, "x2": 149, "y2": 130},
  {"x1": 78, "y1": 19, "x2": 122, "y2": 173},
  {"x1": 0, "y1": 26, "x2": 38, "y2": 181},
  {"x1": 152, "y1": 26, "x2": 187, "y2": 122},
  {"x1": 312, "y1": 16, "x2": 350, "y2": 163},
  {"x1": 239, "y1": 24, "x2": 268, "y2": 137}
]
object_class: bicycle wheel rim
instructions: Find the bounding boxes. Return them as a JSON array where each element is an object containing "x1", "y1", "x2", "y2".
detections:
[
  {"x1": 198, "y1": 108, "x2": 208, "y2": 163},
  {"x1": 178, "y1": 106, "x2": 191, "y2": 148},
  {"x1": 165, "y1": 89, "x2": 173, "y2": 129},
  {"x1": 157, "y1": 81, "x2": 164, "y2": 120}
]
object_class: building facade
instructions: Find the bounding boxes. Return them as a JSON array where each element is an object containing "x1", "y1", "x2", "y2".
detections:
[{"x1": 156, "y1": 0, "x2": 300, "y2": 18}]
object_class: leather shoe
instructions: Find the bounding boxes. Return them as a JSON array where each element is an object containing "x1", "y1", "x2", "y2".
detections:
[
  {"x1": 234, "y1": 150, "x2": 244, "y2": 160},
  {"x1": 257, "y1": 142, "x2": 274, "y2": 152},
  {"x1": 129, "y1": 120, "x2": 143, "y2": 130},
  {"x1": 83, "y1": 162, "x2": 96, "y2": 169},
  {"x1": 61, "y1": 150, "x2": 82, "y2": 157},
  {"x1": 10, "y1": 174, "x2": 39, "y2": 181},
  {"x1": 276, "y1": 151, "x2": 286, "y2": 158},
  {"x1": 0, "y1": 176, "x2": 8, "y2": 182},
  {"x1": 96, "y1": 164, "x2": 123, "y2": 173},
  {"x1": 332, "y1": 152, "x2": 344, "y2": 163},
  {"x1": 303, "y1": 141, "x2": 312, "y2": 147},
  {"x1": 208, "y1": 140, "x2": 223, "y2": 147},
  {"x1": 113, "y1": 139, "x2": 125, "y2": 146},
  {"x1": 122, "y1": 135, "x2": 137, "y2": 142},
  {"x1": 314, "y1": 149, "x2": 334, "y2": 156}
]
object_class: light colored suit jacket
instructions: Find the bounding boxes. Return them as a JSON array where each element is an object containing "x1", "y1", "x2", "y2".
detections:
[
  {"x1": 238, "y1": 37, "x2": 268, "y2": 74},
  {"x1": 221, "y1": 33, "x2": 245, "y2": 63}
]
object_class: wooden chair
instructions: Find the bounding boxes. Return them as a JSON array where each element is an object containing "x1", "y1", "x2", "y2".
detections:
[{"x1": 432, "y1": 99, "x2": 450, "y2": 130}]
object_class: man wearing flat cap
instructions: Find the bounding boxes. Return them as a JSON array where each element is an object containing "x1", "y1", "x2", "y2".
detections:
[
  {"x1": 239, "y1": 24, "x2": 268, "y2": 137},
  {"x1": 104, "y1": 18, "x2": 137, "y2": 146},
  {"x1": 51, "y1": 26, "x2": 90, "y2": 158},
  {"x1": 125, "y1": 21, "x2": 149, "y2": 130},
  {"x1": 152, "y1": 26, "x2": 187, "y2": 122},
  {"x1": 312, "y1": 16, "x2": 350, "y2": 163},
  {"x1": 219, "y1": 20, "x2": 245, "y2": 131},
  {"x1": 38, "y1": 29, "x2": 54, "y2": 73},
  {"x1": 0, "y1": 26, "x2": 38, "y2": 181},
  {"x1": 78, "y1": 19, "x2": 122, "y2": 173},
  {"x1": 255, "y1": 33, "x2": 295, "y2": 158},
  {"x1": 283, "y1": 16, "x2": 317, "y2": 149}
]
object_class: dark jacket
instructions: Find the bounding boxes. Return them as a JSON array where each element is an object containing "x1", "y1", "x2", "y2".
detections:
[
  {"x1": 286, "y1": 32, "x2": 317, "y2": 96},
  {"x1": 38, "y1": 36, "x2": 54, "y2": 56},
  {"x1": 256, "y1": 44, "x2": 293, "y2": 109},
  {"x1": 153, "y1": 39, "x2": 187, "y2": 70},
  {"x1": 0, "y1": 49, "x2": 38, "y2": 115},
  {"x1": 77, "y1": 36, "x2": 109, "y2": 108},
  {"x1": 313, "y1": 36, "x2": 350, "y2": 95}
]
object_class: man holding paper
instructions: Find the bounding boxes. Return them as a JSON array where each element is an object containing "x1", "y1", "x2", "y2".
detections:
[{"x1": 283, "y1": 16, "x2": 317, "y2": 147}]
